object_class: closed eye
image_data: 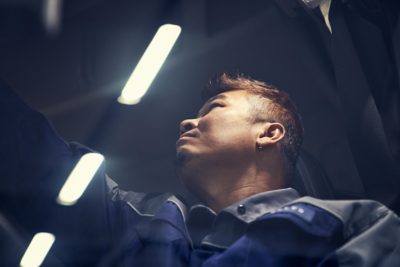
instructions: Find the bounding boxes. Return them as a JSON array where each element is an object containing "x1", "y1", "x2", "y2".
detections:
[
  {"x1": 198, "y1": 100, "x2": 226, "y2": 117},
  {"x1": 205, "y1": 102, "x2": 224, "y2": 114},
  {"x1": 209, "y1": 102, "x2": 224, "y2": 110}
]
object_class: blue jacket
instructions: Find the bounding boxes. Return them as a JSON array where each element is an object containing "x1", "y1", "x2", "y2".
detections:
[
  {"x1": 1, "y1": 83, "x2": 399, "y2": 266},
  {"x1": 187, "y1": 191, "x2": 400, "y2": 267}
]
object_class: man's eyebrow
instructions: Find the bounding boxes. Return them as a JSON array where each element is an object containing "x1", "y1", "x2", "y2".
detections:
[{"x1": 197, "y1": 94, "x2": 227, "y2": 117}]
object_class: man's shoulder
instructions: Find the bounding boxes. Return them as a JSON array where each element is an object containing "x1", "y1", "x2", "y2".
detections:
[
  {"x1": 105, "y1": 175, "x2": 185, "y2": 218},
  {"x1": 290, "y1": 197, "x2": 395, "y2": 229},
  {"x1": 286, "y1": 196, "x2": 399, "y2": 245},
  {"x1": 241, "y1": 196, "x2": 400, "y2": 266}
]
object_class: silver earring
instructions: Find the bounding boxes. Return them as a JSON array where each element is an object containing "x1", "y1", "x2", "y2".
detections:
[{"x1": 257, "y1": 145, "x2": 263, "y2": 151}]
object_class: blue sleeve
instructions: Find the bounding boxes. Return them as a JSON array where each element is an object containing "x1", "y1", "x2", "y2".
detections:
[
  {"x1": 0, "y1": 83, "x2": 114, "y2": 266},
  {"x1": 0, "y1": 83, "x2": 191, "y2": 267}
]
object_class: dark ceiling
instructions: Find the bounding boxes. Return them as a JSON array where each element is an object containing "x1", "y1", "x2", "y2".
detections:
[{"x1": 0, "y1": 0, "x2": 399, "y2": 208}]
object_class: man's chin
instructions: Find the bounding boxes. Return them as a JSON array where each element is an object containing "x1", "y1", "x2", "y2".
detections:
[
  {"x1": 175, "y1": 149, "x2": 201, "y2": 176},
  {"x1": 175, "y1": 150, "x2": 193, "y2": 166}
]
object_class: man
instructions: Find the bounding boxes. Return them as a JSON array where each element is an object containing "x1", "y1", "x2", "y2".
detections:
[
  {"x1": 1, "y1": 74, "x2": 399, "y2": 266},
  {"x1": 176, "y1": 74, "x2": 400, "y2": 266}
]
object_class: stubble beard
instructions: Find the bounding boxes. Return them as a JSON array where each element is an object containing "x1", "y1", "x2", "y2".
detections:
[{"x1": 175, "y1": 150, "x2": 196, "y2": 174}]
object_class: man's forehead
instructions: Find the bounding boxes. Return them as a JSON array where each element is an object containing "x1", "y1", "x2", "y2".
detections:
[
  {"x1": 198, "y1": 90, "x2": 251, "y2": 116},
  {"x1": 204, "y1": 89, "x2": 249, "y2": 103}
]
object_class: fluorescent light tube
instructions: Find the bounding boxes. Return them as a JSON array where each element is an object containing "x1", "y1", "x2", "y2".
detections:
[
  {"x1": 20, "y1": 233, "x2": 55, "y2": 267},
  {"x1": 43, "y1": 0, "x2": 63, "y2": 34},
  {"x1": 56, "y1": 153, "x2": 104, "y2": 206},
  {"x1": 118, "y1": 24, "x2": 182, "y2": 105}
]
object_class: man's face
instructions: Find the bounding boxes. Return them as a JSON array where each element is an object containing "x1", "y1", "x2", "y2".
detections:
[{"x1": 176, "y1": 90, "x2": 260, "y2": 170}]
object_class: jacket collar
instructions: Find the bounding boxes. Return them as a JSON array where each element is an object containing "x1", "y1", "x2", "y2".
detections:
[{"x1": 187, "y1": 188, "x2": 300, "y2": 248}]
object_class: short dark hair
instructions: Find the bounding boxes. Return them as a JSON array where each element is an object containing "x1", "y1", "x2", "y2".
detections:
[{"x1": 202, "y1": 73, "x2": 304, "y2": 181}]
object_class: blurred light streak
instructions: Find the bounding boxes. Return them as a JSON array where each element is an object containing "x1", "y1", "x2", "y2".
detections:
[
  {"x1": 301, "y1": 0, "x2": 324, "y2": 8},
  {"x1": 118, "y1": 24, "x2": 181, "y2": 105},
  {"x1": 57, "y1": 153, "x2": 104, "y2": 206},
  {"x1": 320, "y1": 0, "x2": 332, "y2": 33},
  {"x1": 42, "y1": 0, "x2": 63, "y2": 35},
  {"x1": 20, "y1": 233, "x2": 55, "y2": 267}
]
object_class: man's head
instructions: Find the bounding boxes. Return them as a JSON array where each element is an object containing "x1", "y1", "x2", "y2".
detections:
[{"x1": 176, "y1": 73, "x2": 303, "y2": 203}]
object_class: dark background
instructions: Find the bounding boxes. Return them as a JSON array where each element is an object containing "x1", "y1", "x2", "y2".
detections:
[{"x1": 0, "y1": 0, "x2": 399, "y2": 210}]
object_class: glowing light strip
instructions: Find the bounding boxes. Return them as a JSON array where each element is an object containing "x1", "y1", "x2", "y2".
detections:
[
  {"x1": 43, "y1": 0, "x2": 63, "y2": 34},
  {"x1": 118, "y1": 24, "x2": 181, "y2": 105},
  {"x1": 57, "y1": 153, "x2": 104, "y2": 206},
  {"x1": 20, "y1": 233, "x2": 55, "y2": 267}
]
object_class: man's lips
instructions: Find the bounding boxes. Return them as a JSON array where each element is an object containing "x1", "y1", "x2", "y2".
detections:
[
  {"x1": 179, "y1": 130, "x2": 198, "y2": 139},
  {"x1": 176, "y1": 131, "x2": 197, "y2": 145}
]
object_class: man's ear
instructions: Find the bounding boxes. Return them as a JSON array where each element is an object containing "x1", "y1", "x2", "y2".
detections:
[{"x1": 256, "y1": 122, "x2": 285, "y2": 149}]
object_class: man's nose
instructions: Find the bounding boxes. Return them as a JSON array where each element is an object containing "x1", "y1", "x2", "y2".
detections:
[{"x1": 179, "y1": 118, "x2": 198, "y2": 135}]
